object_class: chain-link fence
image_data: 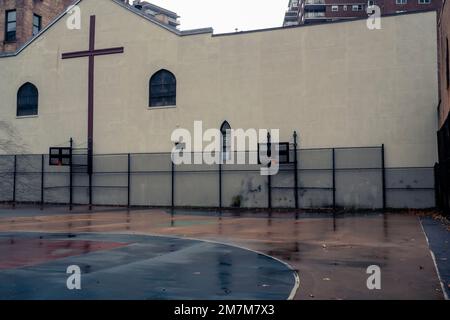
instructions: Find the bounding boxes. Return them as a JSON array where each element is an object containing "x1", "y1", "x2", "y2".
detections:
[{"x1": 0, "y1": 146, "x2": 436, "y2": 210}]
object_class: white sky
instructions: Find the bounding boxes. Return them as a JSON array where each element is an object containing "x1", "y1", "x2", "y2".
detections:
[{"x1": 138, "y1": 0, "x2": 288, "y2": 34}]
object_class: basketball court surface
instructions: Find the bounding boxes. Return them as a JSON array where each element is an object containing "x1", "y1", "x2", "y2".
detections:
[{"x1": 0, "y1": 205, "x2": 447, "y2": 300}]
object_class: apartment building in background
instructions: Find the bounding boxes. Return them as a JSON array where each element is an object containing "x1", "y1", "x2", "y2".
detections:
[
  {"x1": 436, "y1": 0, "x2": 450, "y2": 213},
  {"x1": 283, "y1": 0, "x2": 442, "y2": 25},
  {"x1": 130, "y1": 0, "x2": 179, "y2": 29},
  {"x1": 0, "y1": 0, "x2": 179, "y2": 54},
  {"x1": 439, "y1": 0, "x2": 450, "y2": 132},
  {"x1": 0, "y1": 0, "x2": 74, "y2": 53}
]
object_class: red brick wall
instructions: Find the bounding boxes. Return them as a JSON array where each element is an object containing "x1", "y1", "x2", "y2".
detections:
[
  {"x1": 324, "y1": 2, "x2": 368, "y2": 19},
  {"x1": 299, "y1": 0, "x2": 442, "y2": 24},
  {"x1": 378, "y1": 0, "x2": 441, "y2": 15},
  {"x1": 322, "y1": 0, "x2": 441, "y2": 17},
  {"x1": 0, "y1": 0, "x2": 74, "y2": 53},
  {"x1": 439, "y1": 0, "x2": 450, "y2": 129}
]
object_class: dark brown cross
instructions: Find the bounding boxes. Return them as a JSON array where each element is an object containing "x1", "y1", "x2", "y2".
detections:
[{"x1": 62, "y1": 15, "x2": 124, "y2": 174}]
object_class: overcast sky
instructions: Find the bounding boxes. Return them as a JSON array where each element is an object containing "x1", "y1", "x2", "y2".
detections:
[{"x1": 139, "y1": 0, "x2": 288, "y2": 34}]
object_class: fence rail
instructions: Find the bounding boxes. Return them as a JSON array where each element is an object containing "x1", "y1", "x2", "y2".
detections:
[{"x1": 0, "y1": 145, "x2": 435, "y2": 211}]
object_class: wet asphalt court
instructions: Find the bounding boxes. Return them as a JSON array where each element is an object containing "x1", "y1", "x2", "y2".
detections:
[
  {"x1": 0, "y1": 205, "x2": 448, "y2": 300},
  {"x1": 0, "y1": 232, "x2": 296, "y2": 300}
]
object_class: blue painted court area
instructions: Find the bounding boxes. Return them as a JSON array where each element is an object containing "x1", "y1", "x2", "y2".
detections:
[
  {"x1": 421, "y1": 217, "x2": 450, "y2": 299},
  {"x1": 0, "y1": 232, "x2": 297, "y2": 300}
]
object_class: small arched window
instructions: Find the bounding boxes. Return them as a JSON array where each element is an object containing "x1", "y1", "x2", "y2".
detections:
[
  {"x1": 17, "y1": 82, "x2": 38, "y2": 117},
  {"x1": 149, "y1": 69, "x2": 176, "y2": 107},
  {"x1": 220, "y1": 121, "x2": 232, "y2": 161}
]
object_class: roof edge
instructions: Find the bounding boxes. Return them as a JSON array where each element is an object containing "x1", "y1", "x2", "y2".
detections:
[
  {"x1": 0, "y1": 0, "x2": 214, "y2": 58},
  {"x1": 0, "y1": 3, "x2": 437, "y2": 57},
  {"x1": 212, "y1": 8, "x2": 438, "y2": 37}
]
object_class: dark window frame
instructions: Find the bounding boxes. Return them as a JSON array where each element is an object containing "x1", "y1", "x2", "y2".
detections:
[
  {"x1": 32, "y1": 14, "x2": 42, "y2": 36},
  {"x1": 5, "y1": 9, "x2": 17, "y2": 42},
  {"x1": 220, "y1": 121, "x2": 232, "y2": 160},
  {"x1": 149, "y1": 69, "x2": 177, "y2": 107},
  {"x1": 17, "y1": 82, "x2": 39, "y2": 117}
]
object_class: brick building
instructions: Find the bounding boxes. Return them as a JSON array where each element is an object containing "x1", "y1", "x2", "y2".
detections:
[
  {"x1": 130, "y1": 0, "x2": 179, "y2": 29},
  {"x1": 0, "y1": 0, "x2": 179, "y2": 54},
  {"x1": 283, "y1": 0, "x2": 442, "y2": 25},
  {"x1": 437, "y1": 0, "x2": 450, "y2": 214},
  {"x1": 439, "y1": 1, "x2": 450, "y2": 131},
  {"x1": 0, "y1": 0, "x2": 75, "y2": 53}
]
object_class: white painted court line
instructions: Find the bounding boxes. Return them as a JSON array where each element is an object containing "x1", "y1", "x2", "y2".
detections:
[
  {"x1": 8, "y1": 230, "x2": 300, "y2": 300},
  {"x1": 419, "y1": 217, "x2": 448, "y2": 300},
  {"x1": 141, "y1": 232, "x2": 301, "y2": 301}
]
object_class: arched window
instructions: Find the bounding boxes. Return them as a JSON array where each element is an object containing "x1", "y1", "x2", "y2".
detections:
[
  {"x1": 220, "y1": 121, "x2": 232, "y2": 161},
  {"x1": 149, "y1": 69, "x2": 176, "y2": 107},
  {"x1": 17, "y1": 82, "x2": 38, "y2": 117}
]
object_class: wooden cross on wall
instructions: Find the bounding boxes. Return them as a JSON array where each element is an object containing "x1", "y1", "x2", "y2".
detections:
[{"x1": 62, "y1": 15, "x2": 124, "y2": 174}]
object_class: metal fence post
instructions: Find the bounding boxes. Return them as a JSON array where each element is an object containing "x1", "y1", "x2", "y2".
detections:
[
  {"x1": 267, "y1": 132, "x2": 272, "y2": 209},
  {"x1": 293, "y1": 131, "x2": 299, "y2": 210},
  {"x1": 446, "y1": 163, "x2": 450, "y2": 214},
  {"x1": 434, "y1": 163, "x2": 440, "y2": 209},
  {"x1": 171, "y1": 161, "x2": 175, "y2": 208},
  {"x1": 381, "y1": 144, "x2": 387, "y2": 211},
  {"x1": 332, "y1": 148, "x2": 336, "y2": 211},
  {"x1": 127, "y1": 153, "x2": 131, "y2": 208},
  {"x1": 12, "y1": 155, "x2": 17, "y2": 209},
  {"x1": 88, "y1": 156, "x2": 93, "y2": 211},
  {"x1": 69, "y1": 138, "x2": 73, "y2": 211},
  {"x1": 219, "y1": 161, "x2": 222, "y2": 209},
  {"x1": 41, "y1": 154, "x2": 44, "y2": 210}
]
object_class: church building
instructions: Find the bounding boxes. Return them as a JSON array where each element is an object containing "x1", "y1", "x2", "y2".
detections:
[{"x1": 0, "y1": 0, "x2": 440, "y2": 209}]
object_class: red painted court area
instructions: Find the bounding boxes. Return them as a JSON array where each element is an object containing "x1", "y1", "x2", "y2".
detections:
[{"x1": 0, "y1": 237, "x2": 128, "y2": 270}]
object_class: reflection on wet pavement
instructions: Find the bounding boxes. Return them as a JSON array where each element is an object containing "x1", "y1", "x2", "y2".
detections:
[
  {"x1": 0, "y1": 205, "x2": 445, "y2": 300},
  {"x1": 0, "y1": 237, "x2": 127, "y2": 270},
  {"x1": 0, "y1": 232, "x2": 296, "y2": 300}
]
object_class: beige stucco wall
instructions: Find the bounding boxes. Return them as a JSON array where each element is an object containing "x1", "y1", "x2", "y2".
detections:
[{"x1": 0, "y1": 0, "x2": 439, "y2": 167}]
